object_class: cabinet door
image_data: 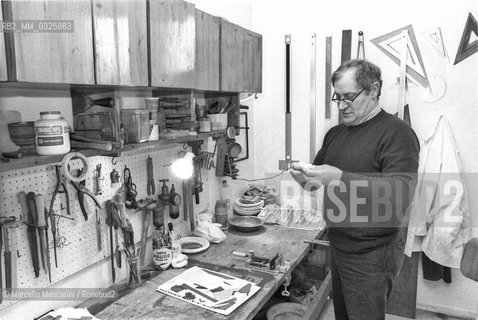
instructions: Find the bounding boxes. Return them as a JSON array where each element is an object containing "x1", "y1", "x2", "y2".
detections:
[
  {"x1": 0, "y1": 5, "x2": 7, "y2": 81},
  {"x1": 195, "y1": 9, "x2": 219, "y2": 91},
  {"x1": 245, "y1": 30, "x2": 262, "y2": 93},
  {"x1": 220, "y1": 20, "x2": 244, "y2": 92},
  {"x1": 10, "y1": 0, "x2": 94, "y2": 84},
  {"x1": 150, "y1": 0, "x2": 196, "y2": 89},
  {"x1": 92, "y1": 0, "x2": 148, "y2": 86},
  {"x1": 220, "y1": 20, "x2": 262, "y2": 93}
]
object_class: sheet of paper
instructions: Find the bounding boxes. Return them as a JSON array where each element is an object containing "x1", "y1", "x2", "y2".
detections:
[{"x1": 157, "y1": 266, "x2": 261, "y2": 316}]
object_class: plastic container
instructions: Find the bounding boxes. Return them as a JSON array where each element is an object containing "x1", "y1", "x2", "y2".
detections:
[
  {"x1": 34, "y1": 111, "x2": 70, "y2": 155},
  {"x1": 220, "y1": 180, "x2": 233, "y2": 216},
  {"x1": 198, "y1": 118, "x2": 211, "y2": 133},
  {"x1": 215, "y1": 200, "x2": 228, "y2": 229},
  {"x1": 198, "y1": 213, "x2": 213, "y2": 225},
  {"x1": 121, "y1": 109, "x2": 149, "y2": 143}
]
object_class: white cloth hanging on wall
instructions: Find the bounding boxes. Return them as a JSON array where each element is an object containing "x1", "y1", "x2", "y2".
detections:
[{"x1": 405, "y1": 116, "x2": 471, "y2": 268}]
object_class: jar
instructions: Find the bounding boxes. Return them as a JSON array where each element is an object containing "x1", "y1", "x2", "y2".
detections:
[
  {"x1": 215, "y1": 200, "x2": 228, "y2": 229},
  {"x1": 121, "y1": 109, "x2": 149, "y2": 143},
  {"x1": 34, "y1": 111, "x2": 70, "y2": 155},
  {"x1": 198, "y1": 118, "x2": 211, "y2": 133}
]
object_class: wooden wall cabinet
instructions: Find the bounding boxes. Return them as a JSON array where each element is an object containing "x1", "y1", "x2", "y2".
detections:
[
  {"x1": 220, "y1": 19, "x2": 262, "y2": 93},
  {"x1": 195, "y1": 9, "x2": 220, "y2": 91},
  {"x1": 150, "y1": 0, "x2": 196, "y2": 89},
  {"x1": 8, "y1": 0, "x2": 94, "y2": 84},
  {"x1": 92, "y1": 0, "x2": 148, "y2": 86}
]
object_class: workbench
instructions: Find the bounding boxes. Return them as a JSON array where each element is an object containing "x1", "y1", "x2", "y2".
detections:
[{"x1": 85, "y1": 224, "x2": 330, "y2": 320}]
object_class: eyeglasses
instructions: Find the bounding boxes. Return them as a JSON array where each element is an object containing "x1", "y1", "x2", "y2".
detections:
[{"x1": 331, "y1": 88, "x2": 365, "y2": 105}]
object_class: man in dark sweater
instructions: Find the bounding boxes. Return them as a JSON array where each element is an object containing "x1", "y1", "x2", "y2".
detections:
[{"x1": 290, "y1": 59, "x2": 419, "y2": 320}]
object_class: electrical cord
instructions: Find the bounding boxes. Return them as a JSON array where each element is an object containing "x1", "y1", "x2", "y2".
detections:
[{"x1": 204, "y1": 158, "x2": 288, "y2": 182}]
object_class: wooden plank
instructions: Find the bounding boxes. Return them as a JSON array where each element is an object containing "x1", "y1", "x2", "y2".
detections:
[
  {"x1": 220, "y1": 19, "x2": 244, "y2": 92},
  {"x1": 303, "y1": 272, "x2": 332, "y2": 320},
  {"x1": 11, "y1": 0, "x2": 94, "y2": 84},
  {"x1": 251, "y1": 31, "x2": 262, "y2": 93},
  {"x1": 150, "y1": 0, "x2": 196, "y2": 89},
  {"x1": 195, "y1": 9, "x2": 220, "y2": 91},
  {"x1": 93, "y1": 0, "x2": 148, "y2": 86},
  {"x1": 93, "y1": 225, "x2": 322, "y2": 320},
  {"x1": 246, "y1": 29, "x2": 262, "y2": 93}
]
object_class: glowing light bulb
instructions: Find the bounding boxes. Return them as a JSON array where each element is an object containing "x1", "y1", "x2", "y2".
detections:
[{"x1": 171, "y1": 152, "x2": 194, "y2": 179}]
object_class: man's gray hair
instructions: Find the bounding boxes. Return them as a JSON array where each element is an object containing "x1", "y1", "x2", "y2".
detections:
[{"x1": 332, "y1": 59, "x2": 382, "y2": 97}]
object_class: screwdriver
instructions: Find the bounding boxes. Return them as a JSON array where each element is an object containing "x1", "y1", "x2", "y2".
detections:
[{"x1": 26, "y1": 192, "x2": 40, "y2": 278}]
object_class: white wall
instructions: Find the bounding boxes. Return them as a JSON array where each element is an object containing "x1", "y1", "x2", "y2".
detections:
[
  {"x1": 189, "y1": 1, "x2": 478, "y2": 315},
  {"x1": 248, "y1": 0, "x2": 478, "y2": 317}
]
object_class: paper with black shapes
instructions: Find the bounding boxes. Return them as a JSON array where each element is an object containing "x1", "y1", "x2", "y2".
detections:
[{"x1": 157, "y1": 266, "x2": 260, "y2": 315}]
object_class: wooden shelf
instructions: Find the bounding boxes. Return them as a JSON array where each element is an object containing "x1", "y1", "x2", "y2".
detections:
[
  {"x1": 0, "y1": 130, "x2": 225, "y2": 173},
  {"x1": 121, "y1": 130, "x2": 225, "y2": 153}
]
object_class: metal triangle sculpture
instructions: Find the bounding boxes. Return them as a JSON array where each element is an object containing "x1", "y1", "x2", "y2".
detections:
[
  {"x1": 454, "y1": 12, "x2": 478, "y2": 65},
  {"x1": 371, "y1": 25, "x2": 430, "y2": 88}
]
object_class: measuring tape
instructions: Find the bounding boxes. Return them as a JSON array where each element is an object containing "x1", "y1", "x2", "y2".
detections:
[{"x1": 60, "y1": 152, "x2": 90, "y2": 182}]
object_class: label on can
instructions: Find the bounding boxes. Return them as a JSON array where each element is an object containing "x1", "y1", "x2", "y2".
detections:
[
  {"x1": 35, "y1": 125, "x2": 68, "y2": 135},
  {"x1": 37, "y1": 136, "x2": 64, "y2": 146},
  {"x1": 153, "y1": 247, "x2": 172, "y2": 270}
]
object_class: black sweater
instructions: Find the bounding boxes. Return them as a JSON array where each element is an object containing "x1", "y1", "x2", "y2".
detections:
[{"x1": 314, "y1": 109, "x2": 419, "y2": 253}]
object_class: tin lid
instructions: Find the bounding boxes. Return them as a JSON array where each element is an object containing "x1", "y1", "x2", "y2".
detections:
[{"x1": 40, "y1": 111, "x2": 61, "y2": 115}]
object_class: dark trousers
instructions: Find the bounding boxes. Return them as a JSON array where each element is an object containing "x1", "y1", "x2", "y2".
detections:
[{"x1": 329, "y1": 234, "x2": 405, "y2": 320}]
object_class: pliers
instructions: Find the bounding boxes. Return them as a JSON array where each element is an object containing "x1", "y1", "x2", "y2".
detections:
[
  {"x1": 71, "y1": 170, "x2": 101, "y2": 221},
  {"x1": 49, "y1": 165, "x2": 71, "y2": 216}
]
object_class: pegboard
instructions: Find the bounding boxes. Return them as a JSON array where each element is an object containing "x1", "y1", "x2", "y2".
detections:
[{"x1": 0, "y1": 141, "x2": 212, "y2": 312}]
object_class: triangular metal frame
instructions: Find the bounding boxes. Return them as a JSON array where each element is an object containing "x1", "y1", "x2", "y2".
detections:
[
  {"x1": 454, "y1": 12, "x2": 478, "y2": 65},
  {"x1": 371, "y1": 25, "x2": 430, "y2": 88},
  {"x1": 422, "y1": 28, "x2": 448, "y2": 60}
]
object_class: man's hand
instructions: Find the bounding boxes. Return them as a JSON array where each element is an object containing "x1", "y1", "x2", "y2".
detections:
[{"x1": 290, "y1": 162, "x2": 343, "y2": 186}]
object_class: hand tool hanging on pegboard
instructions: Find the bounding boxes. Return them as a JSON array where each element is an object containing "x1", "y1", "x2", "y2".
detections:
[
  {"x1": 25, "y1": 192, "x2": 41, "y2": 278},
  {"x1": 72, "y1": 169, "x2": 101, "y2": 221},
  {"x1": 124, "y1": 166, "x2": 137, "y2": 209},
  {"x1": 147, "y1": 156, "x2": 155, "y2": 196},
  {"x1": 94, "y1": 164, "x2": 104, "y2": 196},
  {"x1": 105, "y1": 200, "x2": 116, "y2": 283},
  {"x1": 279, "y1": 35, "x2": 297, "y2": 170},
  {"x1": 1, "y1": 215, "x2": 19, "y2": 302},
  {"x1": 96, "y1": 208, "x2": 102, "y2": 252},
  {"x1": 50, "y1": 165, "x2": 72, "y2": 216},
  {"x1": 35, "y1": 194, "x2": 51, "y2": 282}
]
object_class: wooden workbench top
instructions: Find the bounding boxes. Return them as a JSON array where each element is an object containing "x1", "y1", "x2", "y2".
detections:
[{"x1": 92, "y1": 225, "x2": 323, "y2": 320}]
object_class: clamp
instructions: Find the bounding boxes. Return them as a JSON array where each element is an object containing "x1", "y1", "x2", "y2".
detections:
[{"x1": 50, "y1": 165, "x2": 71, "y2": 216}]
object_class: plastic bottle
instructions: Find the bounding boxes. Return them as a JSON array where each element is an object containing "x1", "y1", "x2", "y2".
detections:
[
  {"x1": 215, "y1": 200, "x2": 228, "y2": 229},
  {"x1": 220, "y1": 180, "x2": 233, "y2": 216},
  {"x1": 34, "y1": 111, "x2": 70, "y2": 155}
]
